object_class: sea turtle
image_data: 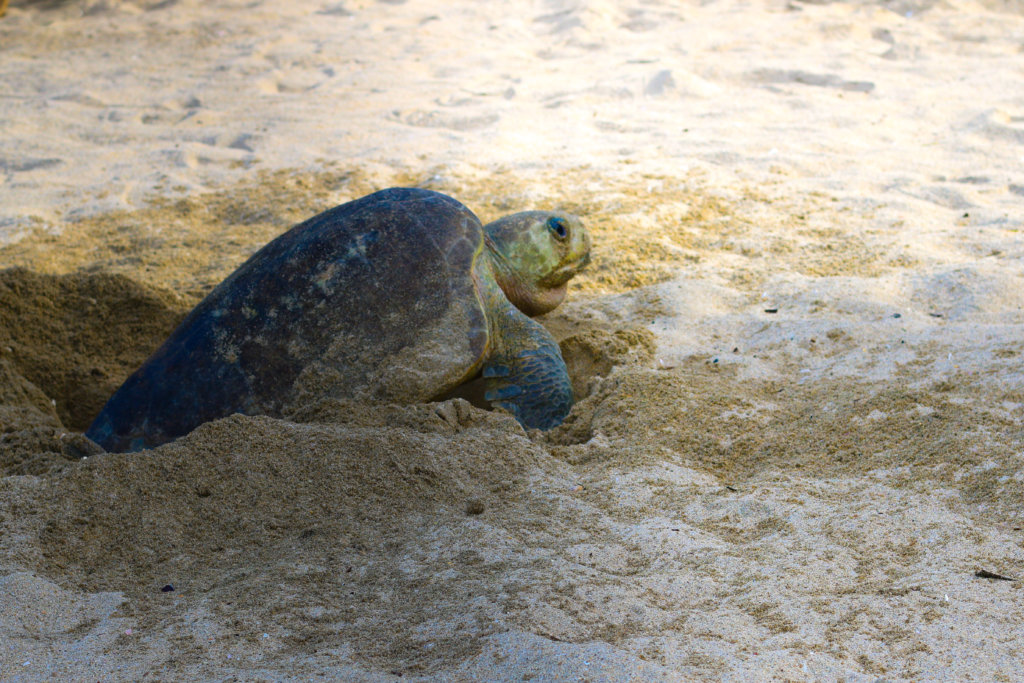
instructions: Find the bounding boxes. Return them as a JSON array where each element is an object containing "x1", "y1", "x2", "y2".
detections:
[{"x1": 85, "y1": 187, "x2": 591, "y2": 452}]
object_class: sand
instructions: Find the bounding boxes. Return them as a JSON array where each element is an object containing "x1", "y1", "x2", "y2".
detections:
[{"x1": 1, "y1": 0, "x2": 1023, "y2": 680}]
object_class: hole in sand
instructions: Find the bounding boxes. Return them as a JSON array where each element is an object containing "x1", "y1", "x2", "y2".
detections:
[
  {"x1": 0, "y1": 268, "x2": 187, "y2": 430},
  {"x1": 0, "y1": 265, "x2": 658, "y2": 466}
]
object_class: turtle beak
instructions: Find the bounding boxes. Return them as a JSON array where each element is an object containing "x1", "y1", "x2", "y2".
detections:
[{"x1": 541, "y1": 249, "x2": 590, "y2": 287}]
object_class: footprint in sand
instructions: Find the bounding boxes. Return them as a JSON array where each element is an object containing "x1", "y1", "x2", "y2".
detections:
[
  {"x1": 0, "y1": 572, "x2": 124, "y2": 651},
  {"x1": 749, "y1": 68, "x2": 875, "y2": 93},
  {"x1": 886, "y1": 177, "x2": 973, "y2": 210},
  {"x1": 533, "y1": 0, "x2": 628, "y2": 35},
  {"x1": 965, "y1": 107, "x2": 1024, "y2": 144},
  {"x1": 388, "y1": 109, "x2": 499, "y2": 131},
  {"x1": 254, "y1": 65, "x2": 336, "y2": 94},
  {"x1": 0, "y1": 156, "x2": 62, "y2": 173},
  {"x1": 51, "y1": 91, "x2": 109, "y2": 108},
  {"x1": 644, "y1": 69, "x2": 675, "y2": 96}
]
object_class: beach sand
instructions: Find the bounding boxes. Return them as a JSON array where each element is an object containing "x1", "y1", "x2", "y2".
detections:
[{"x1": 1, "y1": 0, "x2": 1023, "y2": 679}]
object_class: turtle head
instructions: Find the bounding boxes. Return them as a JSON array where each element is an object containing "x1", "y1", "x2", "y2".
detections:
[{"x1": 483, "y1": 211, "x2": 591, "y2": 316}]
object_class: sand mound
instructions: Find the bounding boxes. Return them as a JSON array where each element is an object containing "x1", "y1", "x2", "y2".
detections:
[{"x1": 2, "y1": 264, "x2": 1022, "y2": 678}]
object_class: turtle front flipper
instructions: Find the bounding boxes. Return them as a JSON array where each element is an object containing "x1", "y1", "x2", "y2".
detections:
[{"x1": 482, "y1": 305, "x2": 573, "y2": 430}]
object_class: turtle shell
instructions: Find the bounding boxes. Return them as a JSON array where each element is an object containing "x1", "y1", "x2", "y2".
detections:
[{"x1": 86, "y1": 188, "x2": 492, "y2": 452}]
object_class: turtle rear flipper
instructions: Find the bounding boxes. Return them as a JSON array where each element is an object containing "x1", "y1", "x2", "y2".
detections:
[{"x1": 482, "y1": 306, "x2": 572, "y2": 430}]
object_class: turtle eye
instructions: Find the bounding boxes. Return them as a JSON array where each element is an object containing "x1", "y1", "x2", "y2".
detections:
[{"x1": 547, "y1": 216, "x2": 569, "y2": 240}]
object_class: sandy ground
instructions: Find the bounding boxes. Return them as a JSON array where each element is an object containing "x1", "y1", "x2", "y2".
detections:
[{"x1": 1, "y1": 0, "x2": 1024, "y2": 680}]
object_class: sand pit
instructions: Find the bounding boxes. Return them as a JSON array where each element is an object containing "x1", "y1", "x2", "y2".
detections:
[{"x1": 2, "y1": 0, "x2": 1024, "y2": 680}]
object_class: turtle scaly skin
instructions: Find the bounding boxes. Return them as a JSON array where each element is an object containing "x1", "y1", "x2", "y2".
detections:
[
  {"x1": 477, "y1": 270, "x2": 574, "y2": 430},
  {"x1": 85, "y1": 188, "x2": 589, "y2": 452}
]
